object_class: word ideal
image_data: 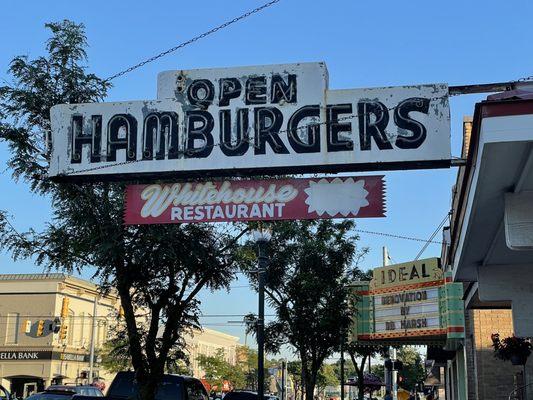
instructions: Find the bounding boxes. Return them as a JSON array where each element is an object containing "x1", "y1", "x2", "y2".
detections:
[
  {"x1": 49, "y1": 62, "x2": 451, "y2": 180},
  {"x1": 124, "y1": 176, "x2": 385, "y2": 224},
  {"x1": 380, "y1": 263, "x2": 431, "y2": 285},
  {"x1": 372, "y1": 258, "x2": 442, "y2": 290},
  {"x1": 381, "y1": 290, "x2": 429, "y2": 305}
]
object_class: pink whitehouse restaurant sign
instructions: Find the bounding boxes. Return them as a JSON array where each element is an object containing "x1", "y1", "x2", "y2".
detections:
[{"x1": 124, "y1": 176, "x2": 385, "y2": 224}]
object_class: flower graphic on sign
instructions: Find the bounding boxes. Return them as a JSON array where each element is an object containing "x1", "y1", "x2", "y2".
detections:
[{"x1": 304, "y1": 178, "x2": 369, "y2": 217}]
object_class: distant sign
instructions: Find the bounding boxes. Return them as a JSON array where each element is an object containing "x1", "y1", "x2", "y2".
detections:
[
  {"x1": 124, "y1": 176, "x2": 385, "y2": 224},
  {"x1": 351, "y1": 258, "x2": 464, "y2": 345},
  {"x1": 49, "y1": 62, "x2": 450, "y2": 180},
  {"x1": 371, "y1": 258, "x2": 442, "y2": 292}
]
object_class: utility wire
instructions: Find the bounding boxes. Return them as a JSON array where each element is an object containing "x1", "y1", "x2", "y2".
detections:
[
  {"x1": 414, "y1": 213, "x2": 450, "y2": 260},
  {"x1": 104, "y1": 0, "x2": 282, "y2": 82}
]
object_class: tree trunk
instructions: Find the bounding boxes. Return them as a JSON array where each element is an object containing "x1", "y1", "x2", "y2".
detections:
[
  {"x1": 357, "y1": 367, "x2": 365, "y2": 400},
  {"x1": 304, "y1": 375, "x2": 316, "y2": 400}
]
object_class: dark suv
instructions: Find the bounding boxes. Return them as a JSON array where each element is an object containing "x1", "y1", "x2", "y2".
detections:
[{"x1": 73, "y1": 371, "x2": 209, "y2": 400}]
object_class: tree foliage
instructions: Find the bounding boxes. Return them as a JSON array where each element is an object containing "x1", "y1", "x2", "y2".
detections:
[
  {"x1": 315, "y1": 364, "x2": 339, "y2": 397},
  {"x1": 345, "y1": 344, "x2": 388, "y2": 400},
  {"x1": 245, "y1": 220, "x2": 368, "y2": 400},
  {"x1": 0, "y1": 20, "x2": 246, "y2": 400},
  {"x1": 397, "y1": 346, "x2": 425, "y2": 391}
]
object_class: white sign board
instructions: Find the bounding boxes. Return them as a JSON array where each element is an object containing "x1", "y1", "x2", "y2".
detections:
[
  {"x1": 373, "y1": 288, "x2": 441, "y2": 334},
  {"x1": 48, "y1": 62, "x2": 450, "y2": 180}
]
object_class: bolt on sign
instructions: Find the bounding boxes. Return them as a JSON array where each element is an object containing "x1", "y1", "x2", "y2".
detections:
[
  {"x1": 48, "y1": 62, "x2": 451, "y2": 180},
  {"x1": 124, "y1": 175, "x2": 385, "y2": 224},
  {"x1": 350, "y1": 258, "x2": 465, "y2": 348}
]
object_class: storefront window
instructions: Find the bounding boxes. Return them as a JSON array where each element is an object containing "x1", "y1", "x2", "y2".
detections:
[
  {"x1": 5, "y1": 312, "x2": 19, "y2": 344},
  {"x1": 67, "y1": 310, "x2": 74, "y2": 346}
]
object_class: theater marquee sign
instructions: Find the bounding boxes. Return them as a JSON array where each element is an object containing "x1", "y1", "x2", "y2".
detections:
[
  {"x1": 351, "y1": 258, "x2": 464, "y2": 346},
  {"x1": 48, "y1": 62, "x2": 451, "y2": 180}
]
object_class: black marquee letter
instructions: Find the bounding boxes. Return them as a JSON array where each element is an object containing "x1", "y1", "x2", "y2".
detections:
[
  {"x1": 271, "y1": 74, "x2": 297, "y2": 104},
  {"x1": 254, "y1": 107, "x2": 288, "y2": 155},
  {"x1": 142, "y1": 112, "x2": 180, "y2": 160},
  {"x1": 394, "y1": 97, "x2": 430, "y2": 149},
  {"x1": 187, "y1": 79, "x2": 215, "y2": 108},
  {"x1": 327, "y1": 104, "x2": 353, "y2": 152},
  {"x1": 106, "y1": 114, "x2": 137, "y2": 162},
  {"x1": 288, "y1": 105, "x2": 320, "y2": 153},
  {"x1": 71, "y1": 115, "x2": 102, "y2": 163},
  {"x1": 219, "y1": 109, "x2": 249, "y2": 156},
  {"x1": 219, "y1": 78, "x2": 242, "y2": 107},
  {"x1": 357, "y1": 101, "x2": 392, "y2": 150},
  {"x1": 245, "y1": 77, "x2": 267, "y2": 105},
  {"x1": 185, "y1": 110, "x2": 214, "y2": 158}
]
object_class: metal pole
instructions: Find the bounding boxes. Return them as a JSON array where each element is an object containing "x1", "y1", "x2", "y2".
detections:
[
  {"x1": 258, "y1": 240, "x2": 267, "y2": 400},
  {"x1": 382, "y1": 247, "x2": 392, "y2": 393},
  {"x1": 281, "y1": 360, "x2": 286, "y2": 400},
  {"x1": 391, "y1": 348, "x2": 398, "y2": 400},
  {"x1": 340, "y1": 340, "x2": 345, "y2": 400},
  {"x1": 89, "y1": 295, "x2": 98, "y2": 383}
]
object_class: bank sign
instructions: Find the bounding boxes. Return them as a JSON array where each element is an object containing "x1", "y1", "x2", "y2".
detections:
[
  {"x1": 49, "y1": 62, "x2": 450, "y2": 180},
  {"x1": 351, "y1": 258, "x2": 464, "y2": 346}
]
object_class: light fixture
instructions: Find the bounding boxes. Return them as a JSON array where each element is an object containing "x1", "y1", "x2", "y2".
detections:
[{"x1": 251, "y1": 227, "x2": 272, "y2": 243}]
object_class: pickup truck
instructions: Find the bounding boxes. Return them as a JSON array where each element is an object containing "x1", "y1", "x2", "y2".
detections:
[{"x1": 73, "y1": 371, "x2": 209, "y2": 400}]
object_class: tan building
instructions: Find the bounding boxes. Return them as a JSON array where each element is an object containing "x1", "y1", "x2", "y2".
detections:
[
  {"x1": 0, "y1": 274, "x2": 120, "y2": 398},
  {"x1": 184, "y1": 328, "x2": 240, "y2": 379}
]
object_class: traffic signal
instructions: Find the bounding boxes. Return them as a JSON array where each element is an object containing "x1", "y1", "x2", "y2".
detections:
[
  {"x1": 61, "y1": 297, "x2": 70, "y2": 319},
  {"x1": 385, "y1": 360, "x2": 403, "y2": 371},
  {"x1": 59, "y1": 324, "x2": 68, "y2": 341},
  {"x1": 393, "y1": 360, "x2": 403, "y2": 371},
  {"x1": 52, "y1": 317, "x2": 61, "y2": 334},
  {"x1": 36, "y1": 320, "x2": 45, "y2": 337}
]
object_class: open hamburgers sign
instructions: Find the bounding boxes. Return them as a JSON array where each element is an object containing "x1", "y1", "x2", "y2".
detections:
[{"x1": 49, "y1": 62, "x2": 450, "y2": 180}]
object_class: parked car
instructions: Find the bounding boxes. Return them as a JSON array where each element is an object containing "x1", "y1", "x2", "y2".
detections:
[
  {"x1": 71, "y1": 371, "x2": 209, "y2": 400},
  {"x1": 223, "y1": 391, "x2": 278, "y2": 400},
  {"x1": 25, "y1": 386, "x2": 104, "y2": 400}
]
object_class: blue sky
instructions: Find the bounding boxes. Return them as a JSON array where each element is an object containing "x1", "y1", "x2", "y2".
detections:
[{"x1": 0, "y1": 0, "x2": 532, "y2": 352}]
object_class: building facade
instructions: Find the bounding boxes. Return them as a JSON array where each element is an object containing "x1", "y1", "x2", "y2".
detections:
[
  {"x1": 0, "y1": 274, "x2": 120, "y2": 398},
  {"x1": 184, "y1": 328, "x2": 239, "y2": 379},
  {"x1": 437, "y1": 93, "x2": 533, "y2": 400}
]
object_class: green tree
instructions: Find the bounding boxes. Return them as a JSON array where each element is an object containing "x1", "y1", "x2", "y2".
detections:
[
  {"x1": 99, "y1": 329, "x2": 131, "y2": 373},
  {"x1": 287, "y1": 361, "x2": 303, "y2": 400},
  {"x1": 0, "y1": 20, "x2": 246, "y2": 400},
  {"x1": 245, "y1": 220, "x2": 368, "y2": 400},
  {"x1": 397, "y1": 346, "x2": 425, "y2": 391},
  {"x1": 345, "y1": 344, "x2": 388, "y2": 400},
  {"x1": 197, "y1": 348, "x2": 246, "y2": 390},
  {"x1": 315, "y1": 364, "x2": 339, "y2": 398}
]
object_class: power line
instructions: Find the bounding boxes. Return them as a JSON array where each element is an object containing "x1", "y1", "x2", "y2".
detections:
[
  {"x1": 354, "y1": 229, "x2": 442, "y2": 245},
  {"x1": 105, "y1": 0, "x2": 282, "y2": 82},
  {"x1": 414, "y1": 213, "x2": 450, "y2": 260}
]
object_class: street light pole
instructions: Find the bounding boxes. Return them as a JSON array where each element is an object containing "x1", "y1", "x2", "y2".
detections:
[
  {"x1": 253, "y1": 228, "x2": 271, "y2": 400},
  {"x1": 258, "y1": 240, "x2": 266, "y2": 399}
]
